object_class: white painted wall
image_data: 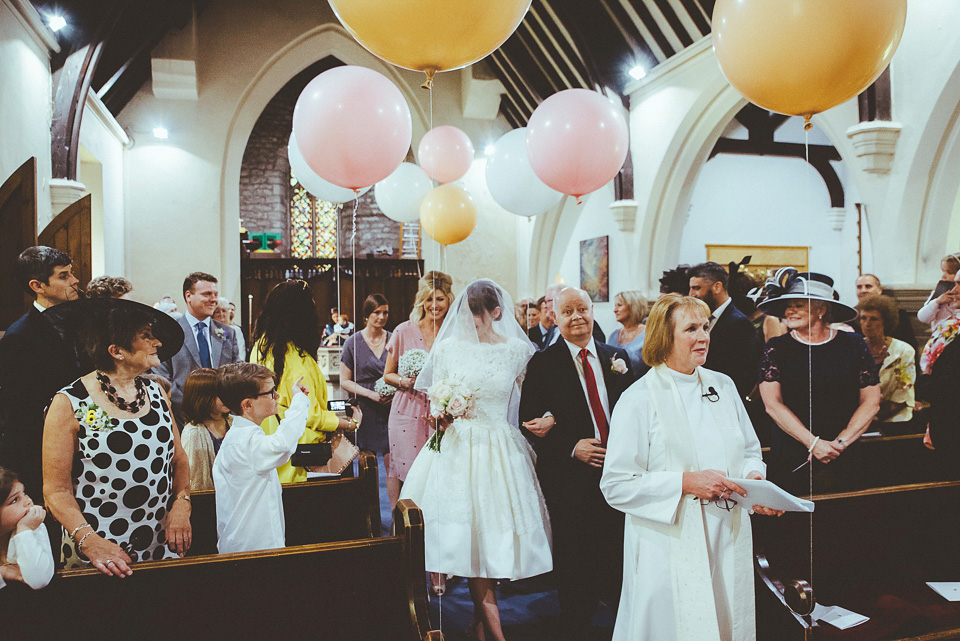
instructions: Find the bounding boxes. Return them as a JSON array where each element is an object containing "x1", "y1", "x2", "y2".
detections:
[{"x1": 0, "y1": 0, "x2": 55, "y2": 228}]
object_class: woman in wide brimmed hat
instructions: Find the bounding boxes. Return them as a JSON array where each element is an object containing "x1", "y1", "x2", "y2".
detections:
[
  {"x1": 756, "y1": 269, "x2": 881, "y2": 494},
  {"x1": 41, "y1": 298, "x2": 193, "y2": 576}
]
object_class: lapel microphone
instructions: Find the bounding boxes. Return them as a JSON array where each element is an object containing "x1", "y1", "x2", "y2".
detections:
[{"x1": 702, "y1": 386, "x2": 720, "y2": 402}]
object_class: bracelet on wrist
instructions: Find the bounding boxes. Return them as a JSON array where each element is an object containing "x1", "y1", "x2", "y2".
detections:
[
  {"x1": 76, "y1": 530, "x2": 95, "y2": 559},
  {"x1": 69, "y1": 522, "x2": 92, "y2": 541}
]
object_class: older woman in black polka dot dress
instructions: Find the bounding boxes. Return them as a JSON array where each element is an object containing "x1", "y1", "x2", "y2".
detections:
[{"x1": 42, "y1": 299, "x2": 192, "y2": 576}]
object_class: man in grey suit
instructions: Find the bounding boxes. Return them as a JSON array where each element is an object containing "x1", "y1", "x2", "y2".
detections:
[{"x1": 154, "y1": 271, "x2": 241, "y2": 422}]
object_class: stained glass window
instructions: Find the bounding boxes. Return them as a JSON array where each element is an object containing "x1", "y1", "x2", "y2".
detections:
[{"x1": 290, "y1": 171, "x2": 339, "y2": 259}]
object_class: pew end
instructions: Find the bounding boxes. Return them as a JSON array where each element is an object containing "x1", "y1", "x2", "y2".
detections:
[{"x1": 1, "y1": 499, "x2": 441, "y2": 641}]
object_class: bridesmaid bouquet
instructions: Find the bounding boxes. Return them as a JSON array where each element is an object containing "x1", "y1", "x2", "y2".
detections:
[
  {"x1": 374, "y1": 377, "x2": 397, "y2": 400},
  {"x1": 425, "y1": 378, "x2": 476, "y2": 452},
  {"x1": 398, "y1": 348, "x2": 428, "y2": 379}
]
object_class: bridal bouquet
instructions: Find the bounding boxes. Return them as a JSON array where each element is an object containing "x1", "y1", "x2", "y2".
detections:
[
  {"x1": 398, "y1": 348, "x2": 428, "y2": 379},
  {"x1": 425, "y1": 378, "x2": 476, "y2": 452},
  {"x1": 374, "y1": 377, "x2": 397, "y2": 401}
]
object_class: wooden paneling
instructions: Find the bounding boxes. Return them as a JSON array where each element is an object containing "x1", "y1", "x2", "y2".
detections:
[
  {"x1": 39, "y1": 194, "x2": 92, "y2": 293},
  {"x1": 0, "y1": 158, "x2": 39, "y2": 330}
]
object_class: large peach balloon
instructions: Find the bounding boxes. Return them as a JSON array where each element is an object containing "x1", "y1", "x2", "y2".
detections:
[
  {"x1": 329, "y1": 0, "x2": 531, "y2": 73},
  {"x1": 420, "y1": 185, "x2": 477, "y2": 245},
  {"x1": 713, "y1": 0, "x2": 907, "y2": 121}
]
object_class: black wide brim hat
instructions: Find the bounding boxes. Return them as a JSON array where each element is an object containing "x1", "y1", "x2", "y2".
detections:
[
  {"x1": 757, "y1": 271, "x2": 858, "y2": 324},
  {"x1": 43, "y1": 297, "x2": 185, "y2": 363}
]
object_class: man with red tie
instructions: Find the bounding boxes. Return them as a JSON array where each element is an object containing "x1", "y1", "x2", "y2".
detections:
[{"x1": 520, "y1": 286, "x2": 635, "y2": 641}]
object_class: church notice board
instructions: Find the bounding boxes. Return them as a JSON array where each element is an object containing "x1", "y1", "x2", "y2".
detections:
[{"x1": 706, "y1": 245, "x2": 809, "y2": 281}]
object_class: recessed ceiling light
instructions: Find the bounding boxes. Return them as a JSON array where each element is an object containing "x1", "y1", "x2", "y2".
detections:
[
  {"x1": 152, "y1": 126, "x2": 168, "y2": 140},
  {"x1": 48, "y1": 15, "x2": 66, "y2": 32},
  {"x1": 628, "y1": 65, "x2": 646, "y2": 81}
]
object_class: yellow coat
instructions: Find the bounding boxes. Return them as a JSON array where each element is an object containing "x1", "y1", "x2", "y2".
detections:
[{"x1": 251, "y1": 339, "x2": 339, "y2": 483}]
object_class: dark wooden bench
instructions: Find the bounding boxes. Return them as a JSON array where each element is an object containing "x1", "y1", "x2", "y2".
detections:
[
  {"x1": 754, "y1": 480, "x2": 960, "y2": 641},
  {"x1": 1, "y1": 500, "x2": 441, "y2": 641},
  {"x1": 188, "y1": 449, "x2": 382, "y2": 555}
]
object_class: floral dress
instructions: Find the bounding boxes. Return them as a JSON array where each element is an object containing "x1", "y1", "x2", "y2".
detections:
[{"x1": 59, "y1": 378, "x2": 178, "y2": 567}]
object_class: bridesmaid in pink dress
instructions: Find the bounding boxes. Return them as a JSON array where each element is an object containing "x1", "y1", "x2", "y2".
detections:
[{"x1": 383, "y1": 271, "x2": 454, "y2": 510}]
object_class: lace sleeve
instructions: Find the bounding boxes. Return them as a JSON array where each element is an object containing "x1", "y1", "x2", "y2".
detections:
[{"x1": 759, "y1": 342, "x2": 781, "y2": 383}]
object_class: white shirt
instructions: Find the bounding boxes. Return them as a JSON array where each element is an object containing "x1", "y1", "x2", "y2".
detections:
[
  {"x1": 185, "y1": 311, "x2": 213, "y2": 353},
  {"x1": 708, "y1": 297, "x2": 732, "y2": 332},
  {"x1": 563, "y1": 337, "x2": 611, "y2": 440},
  {"x1": 213, "y1": 391, "x2": 309, "y2": 554},
  {"x1": 33, "y1": 301, "x2": 45, "y2": 313},
  {"x1": 0, "y1": 523, "x2": 54, "y2": 590}
]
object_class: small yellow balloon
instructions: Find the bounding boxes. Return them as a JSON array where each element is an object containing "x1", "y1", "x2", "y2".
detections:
[
  {"x1": 329, "y1": 0, "x2": 531, "y2": 74},
  {"x1": 420, "y1": 185, "x2": 477, "y2": 246},
  {"x1": 713, "y1": 0, "x2": 907, "y2": 121}
]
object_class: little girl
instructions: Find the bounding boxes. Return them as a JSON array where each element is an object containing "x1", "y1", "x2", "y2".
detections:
[
  {"x1": 918, "y1": 253, "x2": 960, "y2": 375},
  {"x1": 0, "y1": 467, "x2": 54, "y2": 590}
]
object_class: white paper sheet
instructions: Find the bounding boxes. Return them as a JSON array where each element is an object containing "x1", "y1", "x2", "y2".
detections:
[
  {"x1": 927, "y1": 582, "x2": 960, "y2": 601},
  {"x1": 729, "y1": 478, "x2": 815, "y2": 512},
  {"x1": 811, "y1": 603, "x2": 870, "y2": 630},
  {"x1": 305, "y1": 471, "x2": 341, "y2": 479}
]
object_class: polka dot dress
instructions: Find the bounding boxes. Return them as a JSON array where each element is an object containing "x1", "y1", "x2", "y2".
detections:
[{"x1": 59, "y1": 379, "x2": 177, "y2": 568}]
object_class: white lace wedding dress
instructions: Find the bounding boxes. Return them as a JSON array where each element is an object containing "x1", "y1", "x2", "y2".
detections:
[{"x1": 400, "y1": 336, "x2": 553, "y2": 580}]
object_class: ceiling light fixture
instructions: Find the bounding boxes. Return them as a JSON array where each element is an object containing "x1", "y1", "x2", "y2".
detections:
[
  {"x1": 628, "y1": 65, "x2": 646, "y2": 81},
  {"x1": 152, "y1": 126, "x2": 168, "y2": 140},
  {"x1": 47, "y1": 15, "x2": 67, "y2": 32}
]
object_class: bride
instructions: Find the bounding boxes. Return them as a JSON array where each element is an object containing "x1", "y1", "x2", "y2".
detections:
[{"x1": 400, "y1": 279, "x2": 552, "y2": 641}]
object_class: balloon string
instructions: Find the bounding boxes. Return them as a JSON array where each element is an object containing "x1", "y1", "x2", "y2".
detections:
[
  {"x1": 352, "y1": 198, "x2": 358, "y2": 416},
  {"x1": 336, "y1": 203, "x2": 341, "y2": 334},
  {"x1": 427, "y1": 74, "x2": 441, "y2": 632}
]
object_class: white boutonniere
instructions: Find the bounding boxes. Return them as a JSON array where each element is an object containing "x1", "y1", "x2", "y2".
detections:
[
  {"x1": 214, "y1": 327, "x2": 225, "y2": 339},
  {"x1": 610, "y1": 357, "x2": 628, "y2": 375},
  {"x1": 74, "y1": 401, "x2": 117, "y2": 433}
]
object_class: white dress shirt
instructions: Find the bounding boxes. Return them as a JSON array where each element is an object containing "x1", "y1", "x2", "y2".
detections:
[
  {"x1": 708, "y1": 297, "x2": 732, "y2": 332},
  {"x1": 213, "y1": 391, "x2": 309, "y2": 554},
  {"x1": 185, "y1": 311, "x2": 213, "y2": 353},
  {"x1": 563, "y1": 337, "x2": 611, "y2": 440}
]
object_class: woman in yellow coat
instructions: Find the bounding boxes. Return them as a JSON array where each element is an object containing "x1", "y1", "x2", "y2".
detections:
[{"x1": 250, "y1": 280, "x2": 359, "y2": 483}]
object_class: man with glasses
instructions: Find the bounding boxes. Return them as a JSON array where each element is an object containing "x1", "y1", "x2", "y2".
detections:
[{"x1": 212, "y1": 363, "x2": 310, "y2": 553}]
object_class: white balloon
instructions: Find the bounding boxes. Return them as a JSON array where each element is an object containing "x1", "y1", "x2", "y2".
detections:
[
  {"x1": 288, "y1": 133, "x2": 370, "y2": 203},
  {"x1": 374, "y1": 162, "x2": 433, "y2": 223},
  {"x1": 484, "y1": 128, "x2": 563, "y2": 217}
]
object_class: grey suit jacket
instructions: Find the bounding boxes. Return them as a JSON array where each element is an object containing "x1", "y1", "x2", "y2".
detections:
[{"x1": 153, "y1": 314, "x2": 241, "y2": 421}]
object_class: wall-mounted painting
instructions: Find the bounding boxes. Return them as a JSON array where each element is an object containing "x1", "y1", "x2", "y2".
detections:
[{"x1": 580, "y1": 236, "x2": 609, "y2": 302}]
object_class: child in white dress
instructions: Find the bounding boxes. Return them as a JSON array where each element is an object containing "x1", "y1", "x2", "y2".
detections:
[{"x1": 0, "y1": 467, "x2": 54, "y2": 590}]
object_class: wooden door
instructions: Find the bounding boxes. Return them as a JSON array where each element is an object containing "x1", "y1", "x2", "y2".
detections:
[
  {"x1": 0, "y1": 158, "x2": 39, "y2": 330},
  {"x1": 39, "y1": 194, "x2": 92, "y2": 296}
]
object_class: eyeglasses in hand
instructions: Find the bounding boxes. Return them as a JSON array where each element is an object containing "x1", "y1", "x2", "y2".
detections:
[{"x1": 699, "y1": 496, "x2": 738, "y2": 511}]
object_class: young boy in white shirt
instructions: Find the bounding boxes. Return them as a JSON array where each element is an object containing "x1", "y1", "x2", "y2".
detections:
[{"x1": 213, "y1": 362, "x2": 309, "y2": 553}]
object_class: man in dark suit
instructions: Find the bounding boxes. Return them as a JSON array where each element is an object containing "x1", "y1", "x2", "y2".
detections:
[
  {"x1": 520, "y1": 287, "x2": 633, "y2": 641},
  {"x1": 154, "y1": 271, "x2": 240, "y2": 423},
  {"x1": 852, "y1": 274, "x2": 919, "y2": 353},
  {"x1": 0, "y1": 247, "x2": 83, "y2": 498},
  {"x1": 528, "y1": 295, "x2": 553, "y2": 349},
  {"x1": 689, "y1": 262, "x2": 758, "y2": 399}
]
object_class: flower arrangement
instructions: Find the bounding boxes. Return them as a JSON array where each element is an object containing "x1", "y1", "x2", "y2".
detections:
[
  {"x1": 374, "y1": 377, "x2": 397, "y2": 401},
  {"x1": 74, "y1": 401, "x2": 117, "y2": 433},
  {"x1": 398, "y1": 348, "x2": 428, "y2": 379},
  {"x1": 425, "y1": 378, "x2": 476, "y2": 452},
  {"x1": 610, "y1": 357, "x2": 628, "y2": 375},
  {"x1": 214, "y1": 326, "x2": 225, "y2": 339}
]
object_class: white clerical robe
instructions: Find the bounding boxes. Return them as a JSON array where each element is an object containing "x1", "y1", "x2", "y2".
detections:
[{"x1": 600, "y1": 366, "x2": 765, "y2": 641}]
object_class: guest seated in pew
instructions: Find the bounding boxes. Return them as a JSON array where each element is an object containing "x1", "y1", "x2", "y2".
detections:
[
  {"x1": 43, "y1": 298, "x2": 193, "y2": 576},
  {"x1": 857, "y1": 295, "x2": 916, "y2": 426},
  {"x1": 757, "y1": 269, "x2": 881, "y2": 494},
  {"x1": 0, "y1": 467, "x2": 54, "y2": 590},
  {"x1": 213, "y1": 363, "x2": 310, "y2": 553},
  {"x1": 601, "y1": 294, "x2": 782, "y2": 641},
  {"x1": 180, "y1": 368, "x2": 231, "y2": 491}
]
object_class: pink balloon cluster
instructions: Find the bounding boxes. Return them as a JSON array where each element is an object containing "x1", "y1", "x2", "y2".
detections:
[
  {"x1": 292, "y1": 66, "x2": 412, "y2": 190},
  {"x1": 526, "y1": 88, "x2": 629, "y2": 202}
]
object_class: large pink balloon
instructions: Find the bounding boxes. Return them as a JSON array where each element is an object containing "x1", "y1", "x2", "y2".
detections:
[
  {"x1": 418, "y1": 125, "x2": 475, "y2": 184},
  {"x1": 526, "y1": 89, "x2": 629, "y2": 201},
  {"x1": 293, "y1": 66, "x2": 412, "y2": 190}
]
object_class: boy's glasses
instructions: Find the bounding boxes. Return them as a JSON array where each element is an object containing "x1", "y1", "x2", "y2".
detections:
[{"x1": 253, "y1": 386, "x2": 278, "y2": 399}]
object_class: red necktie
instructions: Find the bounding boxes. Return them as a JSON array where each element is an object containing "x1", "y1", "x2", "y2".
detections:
[{"x1": 579, "y1": 348, "x2": 609, "y2": 445}]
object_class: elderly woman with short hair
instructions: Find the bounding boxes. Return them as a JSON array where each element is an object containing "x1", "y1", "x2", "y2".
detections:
[
  {"x1": 758, "y1": 270, "x2": 881, "y2": 494},
  {"x1": 42, "y1": 299, "x2": 192, "y2": 576},
  {"x1": 609, "y1": 290, "x2": 648, "y2": 373},
  {"x1": 601, "y1": 293, "x2": 780, "y2": 641},
  {"x1": 856, "y1": 294, "x2": 915, "y2": 424}
]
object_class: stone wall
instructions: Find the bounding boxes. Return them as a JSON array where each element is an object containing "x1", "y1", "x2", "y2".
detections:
[{"x1": 239, "y1": 59, "x2": 406, "y2": 259}]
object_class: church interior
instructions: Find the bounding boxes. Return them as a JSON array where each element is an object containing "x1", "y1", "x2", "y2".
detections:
[{"x1": 2, "y1": 0, "x2": 960, "y2": 639}]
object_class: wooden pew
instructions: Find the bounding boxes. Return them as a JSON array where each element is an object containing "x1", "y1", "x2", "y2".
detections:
[
  {"x1": 754, "y1": 480, "x2": 960, "y2": 641},
  {"x1": 188, "y1": 449, "x2": 382, "y2": 555},
  {"x1": 1, "y1": 500, "x2": 442, "y2": 641}
]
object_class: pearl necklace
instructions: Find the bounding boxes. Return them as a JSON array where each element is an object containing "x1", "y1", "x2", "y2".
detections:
[{"x1": 96, "y1": 371, "x2": 147, "y2": 413}]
